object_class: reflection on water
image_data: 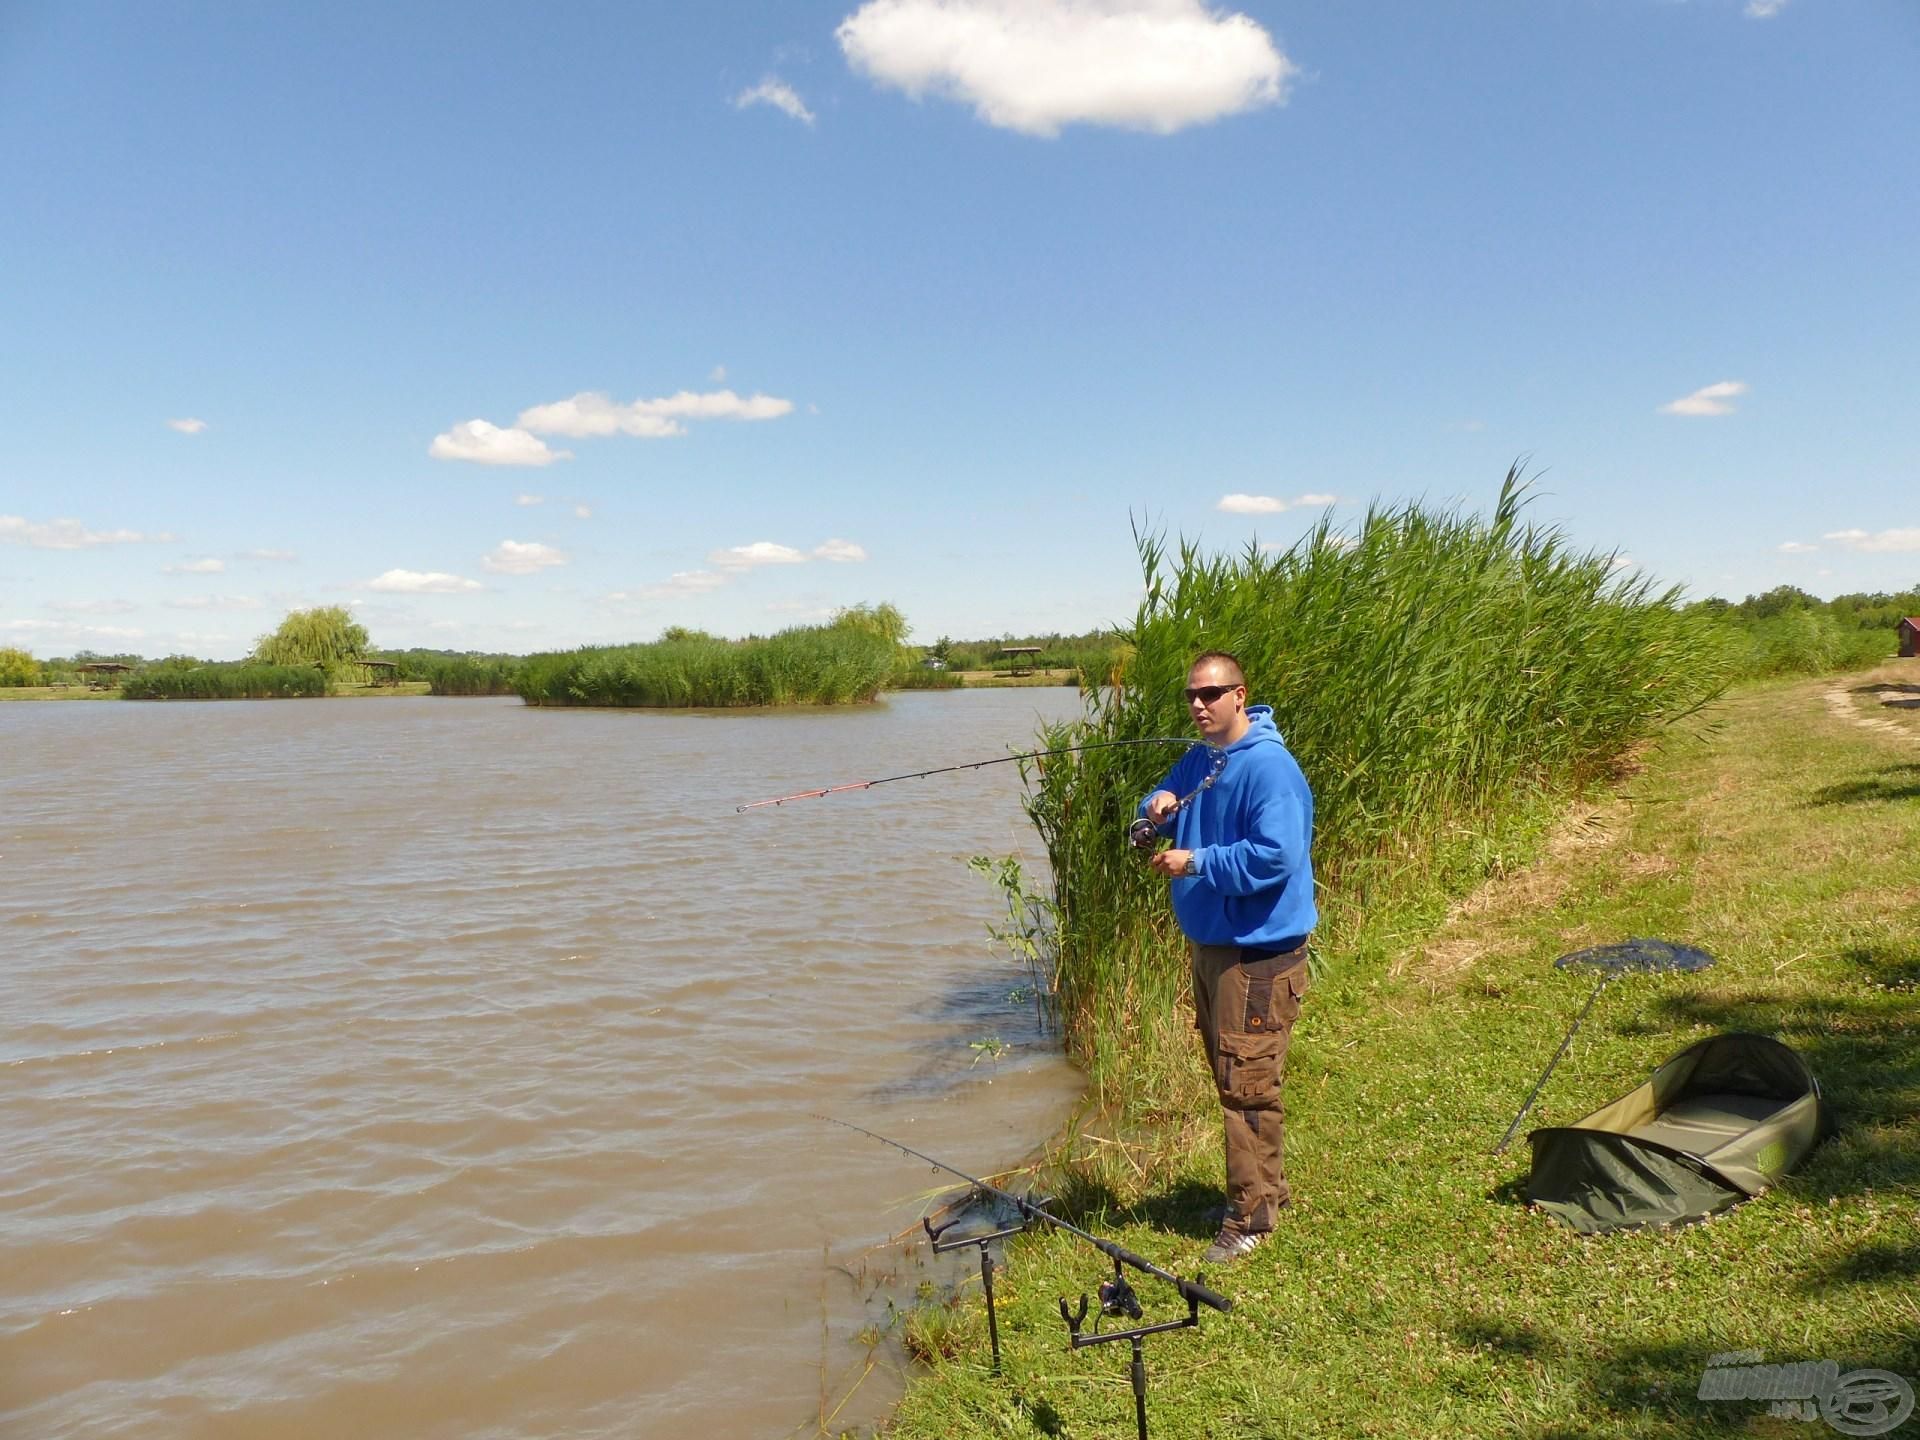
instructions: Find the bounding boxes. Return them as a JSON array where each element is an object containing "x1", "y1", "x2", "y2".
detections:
[{"x1": 0, "y1": 691, "x2": 1088, "y2": 1439}]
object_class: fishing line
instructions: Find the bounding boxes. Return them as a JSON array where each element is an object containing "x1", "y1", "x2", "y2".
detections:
[{"x1": 735, "y1": 736, "x2": 1205, "y2": 812}]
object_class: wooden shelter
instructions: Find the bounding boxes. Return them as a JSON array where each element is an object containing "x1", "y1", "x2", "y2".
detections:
[
  {"x1": 1900, "y1": 617, "x2": 1920, "y2": 658},
  {"x1": 999, "y1": 645, "x2": 1043, "y2": 677},
  {"x1": 360, "y1": 659, "x2": 400, "y2": 686},
  {"x1": 77, "y1": 661, "x2": 133, "y2": 690}
]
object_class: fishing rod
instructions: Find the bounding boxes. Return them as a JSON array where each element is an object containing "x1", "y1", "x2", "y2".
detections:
[
  {"x1": 823, "y1": 1115, "x2": 1229, "y2": 1315},
  {"x1": 735, "y1": 736, "x2": 1204, "y2": 812}
]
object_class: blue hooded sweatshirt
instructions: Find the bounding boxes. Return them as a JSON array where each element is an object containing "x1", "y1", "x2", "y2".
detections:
[{"x1": 1137, "y1": 705, "x2": 1316, "y2": 949}]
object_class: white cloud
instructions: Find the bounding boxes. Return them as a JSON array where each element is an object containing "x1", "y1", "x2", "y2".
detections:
[
  {"x1": 166, "y1": 417, "x2": 208, "y2": 435},
  {"x1": 1217, "y1": 492, "x2": 1333, "y2": 515},
  {"x1": 3, "y1": 619, "x2": 146, "y2": 641},
  {"x1": 483, "y1": 540, "x2": 569, "y2": 576},
  {"x1": 516, "y1": 493, "x2": 545, "y2": 506},
  {"x1": 1745, "y1": 0, "x2": 1787, "y2": 17},
  {"x1": 241, "y1": 548, "x2": 298, "y2": 563},
  {"x1": 1658, "y1": 380, "x2": 1748, "y2": 417},
  {"x1": 1777, "y1": 541, "x2": 1817, "y2": 554},
  {"x1": 1, "y1": 515, "x2": 174, "y2": 549},
  {"x1": 709, "y1": 364, "x2": 728, "y2": 383},
  {"x1": 429, "y1": 419, "x2": 572, "y2": 467},
  {"x1": 164, "y1": 595, "x2": 260, "y2": 612},
  {"x1": 47, "y1": 598, "x2": 138, "y2": 615},
  {"x1": 812, "y1": 538, "x2": 868, "y2": 562},
  {"x1": 516, "y1": 389, "x2": 794, "y2": 440},
  {"x1": 367, "y1": 569, "x2": 483, "y2": 594},
  {"x1": 1610, "y1": 555, "x2": 1635, "y2": 570},
  {"x1": 574, "y1": 504, "x2": 593, "y2": 519},
  {"x1": 610, "y1": 570, "x2": 733, "y2": 602},
  {"x1": 735, "y1": 76, "x2": 817, "y2": 125},
  {"x1": 1824, "y1": 527, "x2": 1920, "y2": 554},
  {"x1": 164, "y1": 558, "x2": 226, "y2": 574},
  {"x1": 710, "y1": 540, "x2": 810, "y2": 569},
  {"x1": 837, "y1": 0, "x2": 1295, "y2": 138}
]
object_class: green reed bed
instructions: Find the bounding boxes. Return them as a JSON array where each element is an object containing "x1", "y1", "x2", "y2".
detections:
[
  {"x1": 384, "y1": 651, "x2": 524, "y2": 696},
  {"x1": 120, "y1": 661, "x2": 330, "y2": 700},
  {"x1": 1719, "y1": 608, "x2": 1892, "y2": 677},
  {"x1": 888, "y1": 662, "x2": 967, "y2": 691},
  {"x1": 515, "y1": 621, "x2": 896, "y2": 708},
  {"x1": 1021, "y1": 469, "x2": 1732, "y2": 1099}
]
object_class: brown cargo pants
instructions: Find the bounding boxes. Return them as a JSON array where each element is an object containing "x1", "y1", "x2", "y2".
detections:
[{"x1": 1191, "y1": 941, "x2": 1309, "y2": 1234}]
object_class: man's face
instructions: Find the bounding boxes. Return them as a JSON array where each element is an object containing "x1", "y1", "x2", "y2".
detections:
[{"x1": 1186, "y1": 661, "x2": 1246, "y2": 742}]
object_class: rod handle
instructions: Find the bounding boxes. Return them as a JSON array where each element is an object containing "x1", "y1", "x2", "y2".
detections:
[{"x1": 1179, "y1": 1278, "x2": 1232, "y2": 1314}]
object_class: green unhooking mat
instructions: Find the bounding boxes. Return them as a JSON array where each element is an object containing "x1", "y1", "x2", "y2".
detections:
[{"x1": 1526, "y1": 1032, "x2": 1825, "y2": 1234}]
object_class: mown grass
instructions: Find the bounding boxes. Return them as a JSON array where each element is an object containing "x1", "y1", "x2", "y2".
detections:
[
  {"x1": 876, "y1": 664, "x2": 1919, "y2": 1440},
  {"x1": 0, "y1": 685, "x2": 122, "y2": 701},
  {"x1": 516, "y1": 619, "x2": 896, "y2": 707},
  {"x1": 1022, "y1": 470, "x2": 1731, "y2": 1101}
]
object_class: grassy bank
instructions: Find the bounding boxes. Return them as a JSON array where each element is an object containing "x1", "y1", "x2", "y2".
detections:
[
  {"x1": 878, "y1": 660, "x2": 1919, "y2": 1439},
  {"x1": 0, "y1": 685, "x2": 123, "y2": 701},
  {"x1": 516, "y1": 618, "x2": 897, "y2": 707}
]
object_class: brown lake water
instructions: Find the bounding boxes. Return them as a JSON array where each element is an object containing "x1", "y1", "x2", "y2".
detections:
[{"x1": 1, "y1": 690, "x2": 1088, "y2": 1438}]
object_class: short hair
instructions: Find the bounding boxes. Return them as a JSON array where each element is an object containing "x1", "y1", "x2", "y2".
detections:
[{"x1": 1189, "y1": 650, "x2": 1245, "y2": 686}]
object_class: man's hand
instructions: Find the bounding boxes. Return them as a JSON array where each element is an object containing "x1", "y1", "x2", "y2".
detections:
[
  {"x1": 1148, "y1": 848, "x2": 1193, "y2": 879},
  {"x1": 1143, "y1": 789, "x2": 1179, "y2": 823}
]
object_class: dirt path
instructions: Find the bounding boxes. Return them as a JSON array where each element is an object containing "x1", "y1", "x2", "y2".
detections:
[{"x1": 1821, "y1": 657, "x2": 1920, "y2": 744}]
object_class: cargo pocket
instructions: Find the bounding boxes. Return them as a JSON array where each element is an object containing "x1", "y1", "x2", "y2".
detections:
[
  {"x1": 1214, "y1": 1029, "x2": 1285, "y2": 1110},
  {"x1": 1279, "y1": 965, "x2": 1308, "y2": 1025}
]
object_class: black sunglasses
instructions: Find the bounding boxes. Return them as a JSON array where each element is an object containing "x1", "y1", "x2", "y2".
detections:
[{"x1": 1184, "y1": 683, "x2": 1242, "y2": 704}]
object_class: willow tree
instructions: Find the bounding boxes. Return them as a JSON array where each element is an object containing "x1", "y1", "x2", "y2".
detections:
[
  {"x1": 830, "y1": 602, "x2": 911, "y2": 647},
  {"x1": 253, "y1": 606, "x2": 370, "y2": 678}
]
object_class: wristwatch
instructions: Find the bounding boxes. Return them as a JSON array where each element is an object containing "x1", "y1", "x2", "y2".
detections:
[{"x1": 1182, "y1": 853, "x2": 1200, "y2": 877}]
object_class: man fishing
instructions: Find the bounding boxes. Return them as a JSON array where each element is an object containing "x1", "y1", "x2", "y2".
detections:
[{"x1": 1139, "y1": 650, "x2": 1317, "y2": 1264}]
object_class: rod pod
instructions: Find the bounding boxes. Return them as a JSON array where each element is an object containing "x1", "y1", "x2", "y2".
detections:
[
  {"x1": 923, "y1": 1204, "x2": 1046, "y2": 1373},
  {"x1": 1058, "y1": 1274, "x2": 1204, "y2": 1440}
]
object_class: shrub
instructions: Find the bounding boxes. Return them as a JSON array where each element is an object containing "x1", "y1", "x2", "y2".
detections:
[{"x1": 0, "y1": 646, "x2": 42, "y2": 686}]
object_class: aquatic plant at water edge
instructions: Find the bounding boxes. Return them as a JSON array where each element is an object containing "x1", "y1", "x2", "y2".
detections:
[
  {"x1": 1021, "y1": 466, "x2": 1733, "y2": 1095},
  {"x1": 120, "y1": 661, "x2": 331, "y2": 699},
  {"x1": 382, "y1": 650, "x2": 523, "y2": 695},
  {"x1": 514, "y1": 616, "x2": 899, "y2": 707}
]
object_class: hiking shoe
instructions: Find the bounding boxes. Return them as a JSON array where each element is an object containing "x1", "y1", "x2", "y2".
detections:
[{"x1": 1202, "y1": 1226, "x2": 1269, "y2": 1264}]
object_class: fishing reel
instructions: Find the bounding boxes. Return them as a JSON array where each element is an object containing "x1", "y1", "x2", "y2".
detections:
[
  {"x1": 1099, "y1": 1271, "x2": 1143, "y2": 1321},
  {"x1": 1127, "y1": 817, "x2": 1161, "y2": 852}
]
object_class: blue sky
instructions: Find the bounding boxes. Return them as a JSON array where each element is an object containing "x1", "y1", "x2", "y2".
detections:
[{"x1": 2, "y1": 0, "x2": 1915, "y2": 660}]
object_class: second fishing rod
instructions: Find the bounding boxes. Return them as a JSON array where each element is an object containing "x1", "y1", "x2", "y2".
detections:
[{"x1": 826, "y1": 1116, "x2": 1231, "y2": 1316}]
